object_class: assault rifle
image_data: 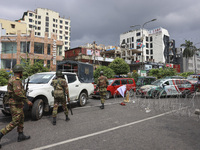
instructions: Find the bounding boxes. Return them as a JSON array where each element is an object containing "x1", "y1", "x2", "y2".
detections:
[
  {"x1": 68, "y1": 99, "x2": 73, "y2": 115},
  {"x1": 25, "y1": 78, "x2": 30, "y2": 96}
]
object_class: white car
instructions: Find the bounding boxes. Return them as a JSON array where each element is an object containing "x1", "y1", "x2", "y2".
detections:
[{"x1": 0, "y1": 72, "x2": 94, "y2": 120}]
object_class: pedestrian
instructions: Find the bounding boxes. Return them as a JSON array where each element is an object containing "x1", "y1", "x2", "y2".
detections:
[
  {"x1": 51, "y1": 70, "x2": 70, "y2": 125},
  {"x1": 0, "y1": 64, "x2": 33, "y2": 148},
  {"x1": 96, "y1": 71, "x2": 108, "y2": 109}
]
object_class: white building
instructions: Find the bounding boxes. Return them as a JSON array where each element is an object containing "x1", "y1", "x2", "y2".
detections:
[
  {"x1": 19, "y1": 8, "x2": 71, "y2": 56},
  {"x1": 120, "y1": 27, "x2": 170, "y2": 64}
]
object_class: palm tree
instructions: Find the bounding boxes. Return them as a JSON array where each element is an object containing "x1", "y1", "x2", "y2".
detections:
[{"x1": 181, "y1": 40, "x2": 195, "y2": 72}]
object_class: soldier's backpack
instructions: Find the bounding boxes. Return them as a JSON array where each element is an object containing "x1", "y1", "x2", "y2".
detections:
[{"x1": 53, "y1": 79, "x2": 65, "y2": 99}]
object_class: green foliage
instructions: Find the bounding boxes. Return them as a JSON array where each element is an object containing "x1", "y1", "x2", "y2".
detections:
[
  {"x1": 21, "y1": 58, "x2": 49, "y2": 79},
  {"x1": 129, "y1": 71, "x2": 140, "y2": 82},
  {"x1": 148, "y1": 67, "x2": 177, "y2": 79},
  {"x1": 108, "y1": 57, "x2": 130, "y2": 75},
  {"x1": 0, "y1": 70, "x2": 10, "y2": 86},
  {"x1": 179, "y1": 72, "x2": 194, "y2": 78},
  {"x1": 94, "y1": 66, "x2": 115, "y2": 83},
  {"x1": 181, "y1": 40, "x2": 195, "y2": 58}
]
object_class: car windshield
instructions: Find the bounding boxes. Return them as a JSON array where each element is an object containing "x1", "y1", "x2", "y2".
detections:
[
  {"x1": 27, "y1": 74, "x2": 54, "y2": 84},
  {"x1": 151, "y1": 79, "x2": 164, "y2": 86},
  {"x1": 187, "y1": 76, "x2": 198, "y2": 81},
  {"x1": 108, "y1": 79, "x2": 114, "y2": 85}
]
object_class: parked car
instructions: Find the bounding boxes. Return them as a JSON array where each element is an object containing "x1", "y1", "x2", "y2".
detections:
[
  {"x1": 187, "y1": 75, "x2": 200, "y2": 84},
  {"x1": 0, "y1": 72, "x2": 94, "y2": 120},
  {"x1": 164, "y1": 76, "x2": 185, "y2": 79},
  {"x1": 92, "y1": 78, "x2": 136, "y2": 99},
  {"x1": 136, "y1": 76, "x2": 156, "y2": 88},
  {"x1": 139, "y1": 78, "x2": 195, "y2": 98}
]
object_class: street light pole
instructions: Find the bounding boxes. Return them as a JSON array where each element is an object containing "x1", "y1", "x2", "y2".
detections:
[{"x1": 130, "y1": 19, "x2": 156, "y2": 73}]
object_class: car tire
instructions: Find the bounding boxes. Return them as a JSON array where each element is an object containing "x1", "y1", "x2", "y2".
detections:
[
  {"x1": 78, "y1": 92, "x2": 88, "y2": 107},
  {"x1": 32, "y1": 99, "x2": 44, "y2": 120},
  {"x1": 151, "y1": 90, "x2": 159, "y2": 99},
  {"x1": 106, "y1": 91, "x2": 111, "y2": 99},
  {"x1": 1, "y1": 110, "x2": 11, "y2": 116}
]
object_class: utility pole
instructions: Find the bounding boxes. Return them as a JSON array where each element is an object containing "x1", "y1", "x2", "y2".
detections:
[{"x1": 93, "y1": 41, "x2": 96, "y2": 65}]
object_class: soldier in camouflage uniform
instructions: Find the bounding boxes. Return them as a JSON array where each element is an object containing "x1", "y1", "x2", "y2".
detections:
[
  {"x1": 97, "y1": 71, "x2": 108, "y2": 109},
  {"x1": 51, "y1": 71, "x2": 70, "y2": 125},
  {"x1": 0, "y1": 65, "x2": 33, "y2": 148}
]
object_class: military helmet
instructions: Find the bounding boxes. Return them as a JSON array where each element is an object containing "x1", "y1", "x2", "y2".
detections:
[
  {"x1": 100, "y1": 71, "x2": 104, "y2": 75},
  {"x1": 56, "y1": 70, "x2": 63, "y2": 77},
  {"x1": 13, "y1": 64, "x2": 24, "y2": 73}
]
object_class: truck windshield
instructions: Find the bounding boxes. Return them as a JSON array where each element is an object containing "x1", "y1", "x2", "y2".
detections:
[
  {"x1": 28, "y1": 74, "x2": 54, "y2": 84},
  {"x1": 108, "y1": 79, "x2": 114, "y2": 85}
]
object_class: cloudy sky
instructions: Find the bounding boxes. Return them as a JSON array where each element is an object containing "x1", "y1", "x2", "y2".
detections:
[{"x1": 1, "y1": 0, "x2": 200, "y2": 48}]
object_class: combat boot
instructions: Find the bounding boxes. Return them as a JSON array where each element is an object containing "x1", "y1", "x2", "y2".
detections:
[
  {"x1": 53, "y1": 117, "x2": 56, "y2": 125},
  {"x1": 0, "y1": 132, "x2": 4, "y2": 149},
  {"x1": 66, "y1": 115, "x2": 70, "y2": 121},
  {"x1": 17, "y1": 132, "x2": 30, "y2": 142},
  {"x1": 100, "y1": 103, "x2": 104, "y2": 109}
]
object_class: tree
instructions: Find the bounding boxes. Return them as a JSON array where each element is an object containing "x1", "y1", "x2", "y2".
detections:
[
  {"x1": 148, "y1": 67, "x2": 177, "y2": 79},
  {"x1": 94, "y1": 66, "x2": 115, "y2": 83},
  {"x1": 108, "y1": 57, "x2": 130, "y2": 75},
  {"x1": 0, "y1": 70, "x2": 11, "y2": 86},
  {"x1": 181, "y1": 40, "x2": 195, "y2": 72}
]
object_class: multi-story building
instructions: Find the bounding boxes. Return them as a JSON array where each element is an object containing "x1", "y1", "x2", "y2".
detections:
[
  {"x1": 120, "y1": 27, "x2": 170, "y2": 64},
  {"x1": 18, "y1": 8, "x2": 71, "y2": 56},
  {"x1": 0, "y1": 19, "x2": 27, "y2": 35},
  {"x1": 0, "y1": 30, "x2": 63, "y2": 71}
]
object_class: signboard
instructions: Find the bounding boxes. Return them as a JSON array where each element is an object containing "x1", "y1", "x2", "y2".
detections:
[
  {"x1": 86, "y1": 49, "x2": 100, "y2": 56},
  {"x1": 173, "y1": 64, "x2": 180, "y2": 73},
  {"x1": 52, "y1": 40, "x2": 57, "y2": 65},
  {"x1": 149, "y1": 27, "x2": 162, "y2": 35},
  {"x1": 140, "y1": 70, "x2": 147, "y2": 77},
  {"x1": 145, "y1": 64, "x2": 152, "y2": 70}
]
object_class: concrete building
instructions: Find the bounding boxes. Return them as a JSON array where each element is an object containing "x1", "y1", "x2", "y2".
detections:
[
  {"x1": 0, "y1": 30, "x2": 63, "y2": 71},
  {"x1": 0, "y1": 19, "x2": 27, "y2": 35},
  {"x1": 19, "y1": 8, "x2": 71, "y2": 56},
  {"x1": 120, "y1": 27, "x2": 170, "y2": 64}
]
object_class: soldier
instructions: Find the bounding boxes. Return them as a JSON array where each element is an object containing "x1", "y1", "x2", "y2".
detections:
[
  {"x1": 0, "y1": 65, "x2": 33, "y2": 148},
  {"x1": 97, "y1": 71, "x2": 108, "y2": 109},
  {"x1": 51, "y1": 70, "x2": 70, "y2": 125}
]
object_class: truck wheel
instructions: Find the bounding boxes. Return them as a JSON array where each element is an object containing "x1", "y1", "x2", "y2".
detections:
[
  {"x1": 32, "y1": 99, "x2": 44, "y2": 120},
  {"x1": 1, "y1": 110, "x2": 11, "y2": 116},
  {"x1": 78, "y1": 92, "x2": 88, "y2": 107}
]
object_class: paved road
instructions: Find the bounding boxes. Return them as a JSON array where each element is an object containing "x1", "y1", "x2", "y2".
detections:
[{"x1": 0, "y1": 95, "x2": 200, "y2": 150}]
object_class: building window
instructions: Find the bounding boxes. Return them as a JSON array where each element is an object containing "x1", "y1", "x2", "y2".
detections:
[
  {"x1": 45, "y1": 28, "x2": 49, "y2": 32},
  {"x1": 150, "y1": 49, "x2": 153, "y2": 54},
  {"x1": 2, "y1": 42, "x2": 17, "y2": 54},
  {"x1": 65, "y1": 26, "x2": 68, "y2": 30},
  {"x1": 150, "y1": 36, "x2": 153, "y2": 41},
  {"x1": 47, "y1": 60, "x2": 50, "y2": 68},
  {"x1": 136, "y1": 39, "x2": 140, "y2": 42},
  {"x1": 65, "y1": 31, "x2": 68, "y2": 35},
  {"x1": 132, "y1": 43, "x2": 134, "y2": 48},
  {"x1": 47, "y1": 44, "x2": 51, "y2": 55},
  {"x1": 136, "y1": 32, "x2": 141, "y2": 36},
  {"x1": 34, "y1": 42, "x2": 44, "y2": 54},
  {"x1": 146, "y1": 43, "x2": 149, "y2": 48},
  {"x1": 146, "y1": 49, "x2": 149, "y2": 54},
  {"x1": 53, "y1": 24, "x2": 55, "y2": 27},
  {"x1": 151, "y1": 56, "x2": 153, "y2": 59},
  {"x1": 59, "y1": 36, "x2": 62, "y2": 39},
  {"x1": 65, "y1": 36, "x2": 68, "y2": 40},
  {"x1": 132, "y1": 37, "x2": 134, "y2": 42},
  {"x1": 146, "y1": 37, "x2": 148, "y2": 41},
  {"x1": 57, "y1": 45, "x2": 62, "y2": 56},
  {"x1": 35, "y1": 21, "x2": 37, "y2": 24},
  {"x1": 20, "y1": 42, "x2": 30, "y2": 53},
  {"x1": 60, "y1": 30, "x2": 63, "y2": 34},
  {"x1": 1, "y1": 59, "x2": 16, "y2": 69},
  {"x1": 38, "y1": 32, "x2": 41, "y2": 36},
  {"x1": 11, "y1": 24, "x2": 15, "y2": 28},
  {"x1": 53, "y1": 29, "x2": 55, "y2": 32},
  {"x1": 38, "y1": 16, "x2": 41, "y2": 19},
  {"x1": 38, "y1": 27, "x2": 41, "y2": 30},
  {"x1": 146, "y1": 56, "x2": 149, "y2": 60},
  {"x1": 38, "y1": 21, "x2": 41, "y2": 25},
  {"x1": 29, "y1": 19, "x2": 33, "y2": 22},
  {"x1": 60, "y1": 20, "x2": 63, "y2": 24},
  {"x1": 65, "y1": 42, "x2": 68, "y2": 45},
  {"x1": 46, "y1": 22, "x2": 49, "y2": 27},
  {"x1": 65, "y1": 21, "x2": 68, "y2": 25},
  {"x1": 29, "y1": 13, "x2": 33, "y2": 17},
  {"x1": 127, "y1": 38, "x2": 129, "y2": 43},
  {"x1": 29, "y1": 24, "x2": 33, "y2": 28},
  {"x1": 46, "y1": 17, "x2": 49, "y2": 21},
  {"x1": 46, "y1": 12, "x2": 48, "y2": 15},
  {"x1": 150, "y1": 43, "x2": 153, "y2": 48},
  {"x1": 60, "y1": 25, "x2": 63, "y2": 29},
  {"x1": 35, "y1": 15, "x2": 37, "y2": 18}
]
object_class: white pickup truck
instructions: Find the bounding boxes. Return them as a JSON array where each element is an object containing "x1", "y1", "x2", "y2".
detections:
[{"x1": 0, "y1": 72, "x2": 94, "y2": 120}]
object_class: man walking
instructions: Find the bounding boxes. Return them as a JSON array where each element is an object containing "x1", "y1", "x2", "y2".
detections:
[
  {"x1": 97, "y1": 71, "x2": 108, "y2": 109},
  {"x1": 0, "y1": 65, "x2": 33, "y2": 148},
  {"x1": 51, "y1": 71, "x2": 70, "y2": 125}
]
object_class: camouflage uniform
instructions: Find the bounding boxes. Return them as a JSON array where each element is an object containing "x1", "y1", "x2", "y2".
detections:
[
  {"x1": 52, "y1": 78, "x2": 69, "y2": 118},
  {"x1": 0, "y1": 76, "x2": 29, "y2": 135},
  {"x1": 97, "y1": 75, "x2": 108, "y2": 105}
]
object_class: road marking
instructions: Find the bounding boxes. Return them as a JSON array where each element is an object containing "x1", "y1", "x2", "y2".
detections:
[{"x1": 32, "y1": 107, "x2": 186, "y2": 150}]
